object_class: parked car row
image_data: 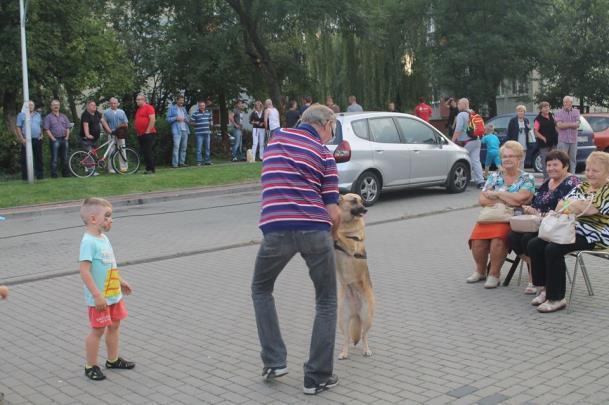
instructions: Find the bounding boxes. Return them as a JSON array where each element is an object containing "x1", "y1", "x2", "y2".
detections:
[
  {"x1": 584, "y1": 112, "x2": 609, "y2": 152},
  {"x1": 481, "y1": 113, "x2": 596, "y2": 173}
]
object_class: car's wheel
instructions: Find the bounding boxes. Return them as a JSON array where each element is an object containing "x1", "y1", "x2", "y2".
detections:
[
  {"x1": 353, "y1": 171, "x2": 381, "y2": 206},
  {"x1": 533, "y1": 151, "x2": 543, "y2": 173},
  {"x1": 446, "y1": 161, "x2": 469, "y2": 193}
]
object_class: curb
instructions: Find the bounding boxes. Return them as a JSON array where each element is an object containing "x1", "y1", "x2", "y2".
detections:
[{"x1": 0, "y1": 181, "x2": 261, "y2": 219}]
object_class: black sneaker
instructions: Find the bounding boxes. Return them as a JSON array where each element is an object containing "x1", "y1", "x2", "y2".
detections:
[
  {"x1": 85, "y1": 365, "x2": 106, "y2": 381},
  {"x1": 105, "y1": 357, "x2": 135, "y2": 369},
  {"x1": 303, "y1": 374, "x2": 338, "y2": 395},
  {"x1": 262, "y1": 366, "x2": 288, "y2": 381}
]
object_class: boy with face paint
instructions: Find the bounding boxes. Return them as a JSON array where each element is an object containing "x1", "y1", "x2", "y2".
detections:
[{"x1": 78, "y1": 197, "x2": 134, "y2": 381}]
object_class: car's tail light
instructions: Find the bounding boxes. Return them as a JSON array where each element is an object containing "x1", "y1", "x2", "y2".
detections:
[{"x1": 334, "y1": 140, "x2": 351, "y2": 163}]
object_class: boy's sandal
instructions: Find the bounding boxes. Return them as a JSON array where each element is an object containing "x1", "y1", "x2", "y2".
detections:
[
  {"x1": 105, "y1": 357, "x2": 135, "y2": 369},
  {"x1": 85, "y1": 365, "x2": 106, "y2": 381}
]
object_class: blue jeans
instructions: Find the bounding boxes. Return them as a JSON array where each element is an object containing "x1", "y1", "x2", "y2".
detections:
[
  {"x1": 231, "y1": 128, "x2": 242, "y2": 160},
  {"x1": 50, "y1": 138, "x2": 69, "y2": 177},
  {"x1": 172, "y1": 129, "x2": 189, "y2": 166},
  {"x1": 195, "y1": 133, "x2": 211, "y2": 163},
  {"x1": 252, "y1": 229, "x2": 337, "y2": 384}
]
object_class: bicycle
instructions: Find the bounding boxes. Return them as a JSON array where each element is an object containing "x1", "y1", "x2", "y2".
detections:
[{"x1": 69, "y1": 134, "x2": 140, "y2": 178}]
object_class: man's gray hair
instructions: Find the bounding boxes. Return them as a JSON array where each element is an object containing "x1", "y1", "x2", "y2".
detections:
[
  {"x1": 458, "y1": 98, "x2": 469, "y2": 107},
  {"x1": 563, "y1": 95, "x2": 573, "y2": 103},
  {"x1": 109, "y1": 97, "x2": 119, "y2": 103},
  {"x1": 301, "y1": 104, "x2": 335, "y2": 126},
  {"x1": 51, "y1": 99, "x2": 60, "y2": 106},
  {"x1": 136, "y1": 93, "x2": 147, "y2": 100}
]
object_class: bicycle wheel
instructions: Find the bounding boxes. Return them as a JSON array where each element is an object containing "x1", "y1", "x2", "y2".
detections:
[
  {"x1": 111, "y1": 147, "x2": 140, "y2": 175},
  {"x1": 69, "y1": 150, "x2": 96, "y2": 178}
]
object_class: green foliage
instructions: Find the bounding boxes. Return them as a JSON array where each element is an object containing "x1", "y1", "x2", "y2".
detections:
[
  {"x1": 535, "y1": 0, "x2": 609, "y2": 108},
  {"x1": 0, "y1": 116, "x2": 20, "y2": 176},
  {"x1": 430, "y1": 0, "x2": 544, "y2": 116}
]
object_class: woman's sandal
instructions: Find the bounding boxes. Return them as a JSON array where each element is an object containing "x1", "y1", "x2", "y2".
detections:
[{"x1": 85, "y1": 365, "x2": 106, "y2": 381}]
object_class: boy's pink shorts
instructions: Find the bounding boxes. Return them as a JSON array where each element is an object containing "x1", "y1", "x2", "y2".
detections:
[{"x1": 88, "y1": 300, "x2": 128, "y2": 328}]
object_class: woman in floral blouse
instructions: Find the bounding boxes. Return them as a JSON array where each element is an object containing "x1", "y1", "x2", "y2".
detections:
[
  {"x1": 466, "y1": 141, "x2": 535, "y2": 288},
  {"x1": 507, "y1": 150, "x2": 580, "y2": 294}
]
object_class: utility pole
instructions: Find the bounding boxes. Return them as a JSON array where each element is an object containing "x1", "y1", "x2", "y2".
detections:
[{"x1": 20, "y1": 0, "x2": 34, "y2": 183}]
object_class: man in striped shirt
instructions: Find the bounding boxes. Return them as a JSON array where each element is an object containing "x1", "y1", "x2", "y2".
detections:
[
  {"x1": 252, "y1": 104, "x2": 341, "y2": 395},
  {"x1": 190, "y1": 100, "x2": 213, "y2": 165}
]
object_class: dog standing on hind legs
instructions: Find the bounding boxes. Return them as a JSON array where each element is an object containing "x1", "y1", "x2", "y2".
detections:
[{"x1": 334, "y1": 193, "x2": 375, "y2": 360}]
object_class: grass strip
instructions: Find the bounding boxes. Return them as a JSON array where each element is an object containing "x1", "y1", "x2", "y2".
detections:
[{"x1": 0, "y1": 162, "x2": 261, "y2": 208}]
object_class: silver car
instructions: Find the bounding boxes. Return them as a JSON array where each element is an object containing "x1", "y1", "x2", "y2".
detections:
[{"x1": 326, "y1": 112, "x2": 471, "y2": 206}]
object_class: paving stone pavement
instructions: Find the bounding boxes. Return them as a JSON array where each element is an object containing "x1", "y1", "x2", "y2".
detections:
[{"x1": 3, "y1": 205, "x2": 609, "y2": 404}]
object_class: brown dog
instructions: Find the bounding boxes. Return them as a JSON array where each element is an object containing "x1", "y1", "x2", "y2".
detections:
[{"x1": 334, "y1": 193, "x2": 375, "y2": 360}]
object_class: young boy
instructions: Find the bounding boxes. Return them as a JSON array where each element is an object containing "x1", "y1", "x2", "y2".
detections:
[
  {"x1": 481, "y1": 124, "x2": 502, "y2": 178},
  {"x1": 79, "y1": 197, "x2": 134, "y2": 381}
]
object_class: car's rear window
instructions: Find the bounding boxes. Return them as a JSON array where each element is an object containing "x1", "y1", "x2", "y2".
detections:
[
  {"x1": 586, "y1": 116, "x2": 609, "y2": 132},
  {"x1": 579, "y1": 117, "x2": 593, "y2": 132},
  {"x1": 368, "y1": 118, "x2": 401, "y2": 143},
  {"x1": 351, "y1": 119, "x2": 369, "y2": 140}
]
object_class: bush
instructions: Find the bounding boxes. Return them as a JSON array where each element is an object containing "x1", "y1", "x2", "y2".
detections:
[{"x1": 0, "y1": 118, "x2": 21, "y2": 177}]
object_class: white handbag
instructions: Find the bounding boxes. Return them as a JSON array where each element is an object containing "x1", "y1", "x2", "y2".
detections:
[
  {"x1": 510, "y1": 214, "x2": 542, "y2": 233},
  {"x1": 538, "y1": 199, "x2": 593, "y2": 244},
  {"x1": 477, "y1": 203, "x2": 514, "y2": 223}
]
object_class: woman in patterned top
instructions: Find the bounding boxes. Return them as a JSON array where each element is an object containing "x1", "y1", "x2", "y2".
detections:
[
  {"x1": 528, "y1": 151, "x2": 609, "y2": 313},
  {"x1": 507, "y1": 150, "x2": 580, "y2": 295},
  {"x1": 466, "y1": 141, "x2": 535, "y2": 288}
]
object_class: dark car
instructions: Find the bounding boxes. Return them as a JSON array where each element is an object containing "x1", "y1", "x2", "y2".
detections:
[{"x1": 481, "y1": 113, "x2": 596, "y2": 173}]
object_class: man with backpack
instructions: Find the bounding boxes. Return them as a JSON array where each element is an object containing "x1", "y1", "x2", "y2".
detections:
[{"x1": 452, "y1": 98, "x2": 485, "y2": 189}]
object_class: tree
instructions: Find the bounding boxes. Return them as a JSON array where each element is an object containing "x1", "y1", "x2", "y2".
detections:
[
  {"x1": 535, "y1": 0, "x2": 609, "y2": 110},
  {"x1": 430, "y1": 0, "x2": 544, "y2": 117},
  {"x1": 0, "y1": 0, "x2": 134, "y2": 131}
]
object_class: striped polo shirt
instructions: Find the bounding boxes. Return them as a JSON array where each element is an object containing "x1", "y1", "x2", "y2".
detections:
[
  {"x1": 259, "y1": 124, "x2": 339, "y2": 234},
  {"x1": 191, "y1": 109, "x2": 213, "y2": 136}
]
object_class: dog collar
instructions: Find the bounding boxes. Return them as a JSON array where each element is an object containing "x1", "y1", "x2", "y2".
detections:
[{"x1": 334, "y1": 241, "x2": 367, "y2": 259}]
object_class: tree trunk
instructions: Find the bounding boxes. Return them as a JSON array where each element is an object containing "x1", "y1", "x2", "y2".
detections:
[
  {"x1": 66, "y1": 90, "x2": 78, "y2": 123},
  {"x1": 487, "y1": 94, "x2": 497, "y2": 119},
  {"x1": 219, "y1": 89, "x2": 230, "y2": 156},
  {"x1": 226, "y1": 0, "x2": 283, "y2": 114}
]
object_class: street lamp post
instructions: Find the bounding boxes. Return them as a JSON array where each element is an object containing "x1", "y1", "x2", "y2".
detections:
[{"x1": 20, "y1": 0, "x2": 34, "y2": 183}]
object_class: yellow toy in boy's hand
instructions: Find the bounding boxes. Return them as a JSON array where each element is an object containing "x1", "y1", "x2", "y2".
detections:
[{"x1": 0, "y1": 285, "x2": 8, "y2": 299}]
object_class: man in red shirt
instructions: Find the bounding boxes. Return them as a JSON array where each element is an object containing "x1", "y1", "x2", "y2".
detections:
[
  {"x1": 414, "y1": 97, "x2": 433, "y2": 122},
  {"x1": 134, "y1": 94, "x2": 157, "y2": 174}
]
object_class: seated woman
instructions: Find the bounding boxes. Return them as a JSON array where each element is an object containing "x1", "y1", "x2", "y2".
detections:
[
  {"x1": 528, "y1": 151, "x2": 609, "y2": 313},
  {"x1": 466, "y1": 141, "x2": 535, "y2": 288},
  {"x1": 507, "y1": 150, "x2": 580, "y2": 294}
]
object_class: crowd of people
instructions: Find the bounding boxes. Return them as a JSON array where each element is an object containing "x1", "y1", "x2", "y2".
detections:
[
  {"x1": 448, "y1": 95, "x2": 584, "y2": 191},
  {"x1": 14, "y1": 92, "x2": 439, "y2": 180}
]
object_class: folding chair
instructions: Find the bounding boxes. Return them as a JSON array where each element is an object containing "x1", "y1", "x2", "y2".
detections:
[
  {"x1": 566, "y1": 249, "x2": 609, "y2": 312},
  {"x1": 486, "y1": 251, "x2": 521, "y2": 287}
]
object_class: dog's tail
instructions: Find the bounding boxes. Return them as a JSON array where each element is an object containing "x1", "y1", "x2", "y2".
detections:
[{"x1": 350, "y1": 316, "x2": 362, "y2": 346}]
